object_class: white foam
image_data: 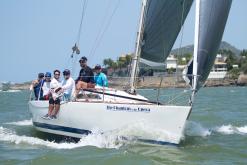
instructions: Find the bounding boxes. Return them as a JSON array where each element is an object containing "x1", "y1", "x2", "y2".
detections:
[
  {"x1": 114, "y1": 120, "x2": 180, "y2": 143},
  {"x1": 5, "y1": 119, "x2": 33, "y2": 126},
  {"x1": 184, "y1": 121, "x2": 211, "y2": 137},
  {"x1": 215, "y1": 125, "x2": 247, "y2": 135},
  {"x1": 1, "y1": 90, "x2": 21, "y2": 93},
  {"x1": 184, "y1": 121, "x2": 247, "y2": 137},
  {"x1": 215, "y1": 125, "x2": 235, "y2": 134},
  {"x1": 236, "y1": 126, "x2": 247, "y2": 134},
  {"x1": 0, "y1": 127, "x2": 123, "y2": 149}
]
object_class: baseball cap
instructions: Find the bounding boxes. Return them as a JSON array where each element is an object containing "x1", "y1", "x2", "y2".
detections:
[
  {"x1": 63, "y1": 69, "x2": 71, "y2": 75},
  {"x1": 94, "y1": 64, "x2": 101, "y2": 70},
  {"x1": 79, "y1": 56, "x2": 87, "y2": 63},
  {"x1": 38, "y1": 73, "x2": 44, "y2": 78},
  {"x1": 45, "y1": 72, "x2": 52, "y2": 78}
]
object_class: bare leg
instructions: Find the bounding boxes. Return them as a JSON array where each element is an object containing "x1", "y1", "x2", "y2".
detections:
[
  {"x1": 48, "y1": 104, "x2": 54, "y2": 116},
  {"x1": 52, "y1": 104, "x2": 60, "y2": 116},
  {"x1": 75, "y1": 81, "x2": 87, "y2": 97}
]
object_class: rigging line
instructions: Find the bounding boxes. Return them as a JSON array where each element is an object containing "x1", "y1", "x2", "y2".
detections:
[
  {"x1": 171, "y1": 0, "x2": 187, "y2": 101},
  {"x1": 90, "y1": 0, "x2": 121, "y2": 58},
  {"x1": 70, "y1": 0, "x2": 88, "y2": 77},
  {"x1": 89, "y1": 0, "x2": 121, "y2": 58},
  {"x1": 88, "y1": 0, "x2": 112, "y2": 57},
  {"x1": 76, "y1": 0, "x2": 88, "y2": 46},
  {"x1": 177, "y1": 0, "x2": 187, "y2": 57}
]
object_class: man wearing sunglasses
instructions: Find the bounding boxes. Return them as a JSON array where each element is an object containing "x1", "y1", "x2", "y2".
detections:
[
  {"x1": 43, "y1": 70, "x2": 62, "y2": 119},
  {"x1": 75, "y1": 56, "x2": 95, "y2": 96},
  {"x1": 42, "y1": 72, "x2": 52, "y2": 100},
  {"x1": 61, "y1": 69, "x2": 75, "y2": 101}
]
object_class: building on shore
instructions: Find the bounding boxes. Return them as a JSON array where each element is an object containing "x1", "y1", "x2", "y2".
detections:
[{"x1": 208, "y1": 54, "x2": 228, "y2": 79}]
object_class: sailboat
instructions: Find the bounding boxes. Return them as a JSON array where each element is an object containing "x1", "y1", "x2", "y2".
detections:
[{"x1": 28, "y1": 0, "x2": 232, "y2": 145}]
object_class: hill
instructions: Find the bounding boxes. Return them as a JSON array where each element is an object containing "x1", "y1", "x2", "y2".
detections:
[{"x1": 171, "y1": 41, "x2": 241, "y2": 56}]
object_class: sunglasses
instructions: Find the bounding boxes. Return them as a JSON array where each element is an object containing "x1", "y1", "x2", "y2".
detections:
[{"x1": 54, "y1": 73, "x2": 60, "y2": 76}]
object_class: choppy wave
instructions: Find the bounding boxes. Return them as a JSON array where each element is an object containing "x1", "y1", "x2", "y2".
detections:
[
  {"x1": 215, "y1": 125, "x2": 247, "y2": 135},
  {"x1": 0, "y1": 126, "x2": 123, "y2": 149},
  {"x1": 2, "y1": 120, "x2": 247, "y2": 149},
  {"x1": 184, "y1": 121, "x2": 247, "y2": 137},
  {"x1": 5, "y1": 119, "x2": 33, "y2": 126}
]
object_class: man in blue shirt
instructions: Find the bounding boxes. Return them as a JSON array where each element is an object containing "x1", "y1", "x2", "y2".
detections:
[{"x1": 94, "y1": 64, "x2": 108, "y2": 87}]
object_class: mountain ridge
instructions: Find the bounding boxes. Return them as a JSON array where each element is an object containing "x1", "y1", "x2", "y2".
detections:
[{"x1": 171, "y1": 41, "x2": 242, "y2": 56}]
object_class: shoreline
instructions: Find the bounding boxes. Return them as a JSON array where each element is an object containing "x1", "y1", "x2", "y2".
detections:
[{"x1": 9, "y1": 74, "x2": 247, "y2": 90}]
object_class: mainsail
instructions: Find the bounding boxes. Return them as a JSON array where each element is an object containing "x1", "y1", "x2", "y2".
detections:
[
  {"x1": 140, "y1": 0, "x2": 193, "y2": 65},
  {"x1": 184, "y1": 0, "x2": 232, "y2": 90}
]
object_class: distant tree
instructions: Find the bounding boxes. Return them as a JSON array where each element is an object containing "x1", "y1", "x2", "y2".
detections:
[
  {"x1": 177, "y1": 53, "x2": 192, "y2": 65},
  {"x1": 229, "y1": 68, "x2": 240, "y2": 79},
  {"x1": 240, "y1": 49, "x2": 247, "y2": 57},
  {"x1": 103, "y1": 58, "x2": 114, "y2": 68},
  {"x1": 112, "y1": 62, "x2": 118, "y2": 72},
  {"x1": 241, "y1": 64, "x2": 247, "y2": 74},
  {"x1": 225, "y1": 51, "x2": 238, "y2": 71},
  {"x1": 117, "y1": 60, "x2": 125, "y2": 70}
]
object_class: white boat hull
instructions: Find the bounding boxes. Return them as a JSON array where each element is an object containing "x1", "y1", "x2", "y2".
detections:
[{"x1": 28, "y1": 101, "x2": 191, "y2": 145}]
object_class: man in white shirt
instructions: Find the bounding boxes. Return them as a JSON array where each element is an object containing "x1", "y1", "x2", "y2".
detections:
[
  {"x1": 43, "y1": 70, "x2": 62, "y2": 119},
  {"x1": 62, "y1": 69, "x2": 75, "y2": 101}
]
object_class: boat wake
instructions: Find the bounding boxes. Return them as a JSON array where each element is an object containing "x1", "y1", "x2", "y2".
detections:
[
  {"x1": 0, "y1": 126, "x2": 124, "y2": 149},
  {"x1": 5, "y1": 119, "x2": 33, "y2": 126},
  {"x1": 184, "y1": 121, "x2": 247, "y2": 137},
  {"x1": 0, "y1": 90, "x2": 21, "y2": 93},
  {"x1": 2, "y1": 120, "x2": 246, "y2": 149}
]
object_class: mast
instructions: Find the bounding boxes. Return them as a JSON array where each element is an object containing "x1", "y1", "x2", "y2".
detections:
[
  {"x1": 191, "y1": 0, "x2": 200, "y2": 103},
  {"x1": 129, "y1": 0, "x2": 147, "y2": 93}
]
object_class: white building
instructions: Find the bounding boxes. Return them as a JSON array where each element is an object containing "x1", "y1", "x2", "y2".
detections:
[
  {"x1": 208, "y1": 54, "x2": 227, "y2": 79},
  {"x1": 165, "y1": 55, "x2": 177, "y2": 69}
]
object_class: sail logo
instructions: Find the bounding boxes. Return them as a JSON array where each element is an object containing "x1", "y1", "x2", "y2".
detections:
[{"x1": 106, "y1": 105, "x2": 150, "y2": 113}]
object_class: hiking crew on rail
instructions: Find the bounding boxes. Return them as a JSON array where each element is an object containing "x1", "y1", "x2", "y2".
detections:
[{"x1": 30, "y1": 56, "x2": 108, "y2": 119}]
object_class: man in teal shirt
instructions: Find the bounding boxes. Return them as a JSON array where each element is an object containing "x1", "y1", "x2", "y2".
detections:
[{"x1": 94, "y1": 64, "x2": 108, "y2": 87}]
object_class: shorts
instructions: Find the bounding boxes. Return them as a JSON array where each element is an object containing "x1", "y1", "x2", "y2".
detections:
[
  {"x1": 87, "y1": 83, "x2": 95, "y2": 88},
  {"x1": 49, "y1": 97, "x2": 61, "y2": 105}
]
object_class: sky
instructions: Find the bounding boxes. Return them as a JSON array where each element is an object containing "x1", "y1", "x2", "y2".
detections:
[{"x1": 0, "y1": 0, "x2": 246, "y2": 83}]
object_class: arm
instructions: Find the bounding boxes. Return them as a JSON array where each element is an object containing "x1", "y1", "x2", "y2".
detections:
[
  {"x1": 102, "y1": 74, "x2": 108, "y2": 87},
  {"x1": 62, "y1": 79, "x2": 73, "y2": 90}
]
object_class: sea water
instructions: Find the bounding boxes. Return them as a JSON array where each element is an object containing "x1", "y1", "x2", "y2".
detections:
[{"x1": 0, "y1": 87, "x2": 246, "y2": 164}]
